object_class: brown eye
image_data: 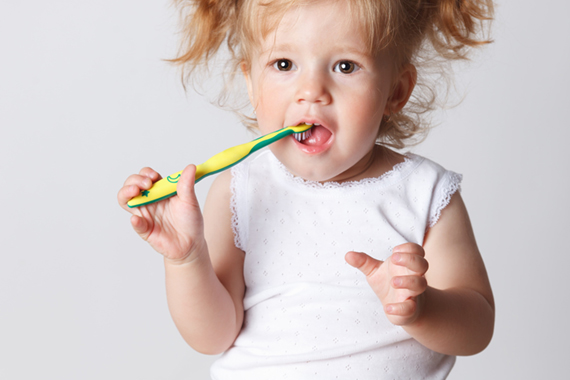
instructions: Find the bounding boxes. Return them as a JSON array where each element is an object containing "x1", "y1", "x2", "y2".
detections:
[
  {"x1": 334, "y1": 61, "x2": 358, "y2": 74},
  {"x1": 274, "y1": 59, "x2": 295, "y2": 71}
]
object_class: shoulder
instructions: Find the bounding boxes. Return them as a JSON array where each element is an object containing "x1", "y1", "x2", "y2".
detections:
[
  {"x1": 372, "y1": 147, "x2": 459, "y2": 186},
  {"x1": 203, "y1": 170, "x2": 246, "y2": 319},
  {"x1": 405, "y1": 153, "x2": 460, "y2": 182},
  {"x1": 207, "y1": 149, "x2": 274, "y2": 201},
  {"x1": 422, "y1": 191, "x2": 492, "y2": 304},
  {"x1": 400, "y1": 153, "x2": 463, "y2": 228},
  {"x1": 204, "y1": 169, "x2": 246, "y2": 267},
  {"x1": 206, "y1": 169, "x2": 233, "y2": 209}
]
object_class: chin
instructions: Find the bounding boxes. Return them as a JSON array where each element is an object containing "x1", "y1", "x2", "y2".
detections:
[{"x1": 290, "y1": 166, "x2": 340, "y2": 183}]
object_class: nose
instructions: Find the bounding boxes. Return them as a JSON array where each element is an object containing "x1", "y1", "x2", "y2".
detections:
[{"x1": 295, "y1": 71, "x2": 332, "y2": 105}]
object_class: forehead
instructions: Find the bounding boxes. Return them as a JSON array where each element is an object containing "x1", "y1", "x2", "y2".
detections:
[
  {"x1": 245, "y1": 0, "x2": 374, "y2": 54},
  {"x1": 254, "y1": 0, "x2": 370, "y2": 53}
]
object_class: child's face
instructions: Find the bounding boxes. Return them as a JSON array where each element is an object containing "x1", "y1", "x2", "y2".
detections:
[{"x1": 244, "y1": 0, "x2": 405, "y2": 182}]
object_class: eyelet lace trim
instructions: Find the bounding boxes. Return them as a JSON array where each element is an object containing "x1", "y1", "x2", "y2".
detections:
[
  {"x1": 230, "y1": 164, "x2": 246, "y2": 251},
  {"x1": 231, "y1": 150, "x2": 461, "y2": 247},
  {"x1": 428, "y1": 171, "x2": 463, "y2": 228},
  {"x1": 269, "y1": 153, "x2": 417, "y2": 190}
]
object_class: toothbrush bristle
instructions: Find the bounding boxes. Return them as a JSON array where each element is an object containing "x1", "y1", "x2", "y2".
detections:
[{"x1": 293, "y1": 125, "x2": 313, "y2": 142}]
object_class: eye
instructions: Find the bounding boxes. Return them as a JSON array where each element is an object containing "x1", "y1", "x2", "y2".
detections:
[
  {"x1": 334, "y1": 61, "x2": 359, "y2": 74},
  {"x1": 274, "y1": 59, "x2": 296, "y2": 71}
]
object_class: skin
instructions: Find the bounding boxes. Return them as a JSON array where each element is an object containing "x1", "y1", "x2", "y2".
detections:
[
  {"x1": 118, "y1": 0, "x2": 494, "y2": 356},
  {"x1": 243, "y1": 2, "x2": 415, "y2": 183}
]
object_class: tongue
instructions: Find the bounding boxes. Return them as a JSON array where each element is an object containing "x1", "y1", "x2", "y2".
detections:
[{"x1": 302, "y1": 125, "x2": 332, "y2": 146}]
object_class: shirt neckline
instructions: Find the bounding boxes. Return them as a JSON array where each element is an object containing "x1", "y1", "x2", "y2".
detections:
[{"x1": 267, "y1": 150, "x2": 423, "y2": 191}]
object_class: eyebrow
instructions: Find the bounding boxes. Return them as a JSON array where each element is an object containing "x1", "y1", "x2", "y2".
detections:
[
  {"x1": 263, "y1": 42, "x2": 370, "y2": 59},
  {"x1": 261, "y1": 41, "x2": 294, "y2": 56},
  {"x1": 335, "y1": 45, "x2": 370, "y2": 58}
]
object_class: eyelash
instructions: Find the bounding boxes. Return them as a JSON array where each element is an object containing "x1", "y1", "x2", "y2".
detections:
[
  {"x1": 273, "y1": 59, "x2": 296, "y2": 72},
  {"x1": 272, "y1": 58, "x2": 361, "y2": 74},
  {"x1": 334, "y1": 61, "x2": 360, "y2": 74}
]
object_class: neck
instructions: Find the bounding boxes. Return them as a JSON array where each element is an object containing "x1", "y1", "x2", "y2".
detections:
[{"x1": 325, "y1": 145, "x2": 381, "y2": 184}]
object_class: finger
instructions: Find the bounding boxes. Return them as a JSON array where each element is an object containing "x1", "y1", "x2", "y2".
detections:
[
  {"x1": 391, "y1": 252, "x2": 429, "y2": 275},
  {"x1": 138, "y1": 167, "x2": 162, "y2": 181},
  {"x1": 393, "y1": 242, "x2": 425, "y2": 257},
  {"x1": 118, "y1": 184, "x2": 147, "y2": 210},
  {"x1": 130, "y1": 214, "x2": 151, "y2": 240},
  {"x1": 176, "y1": 164, "x2": 200, "y2": 207},
  {"x1": 123, "y1": 173, "x2": 151, "y2": 188},
  {"x1": 391, "y1": 275, "x2": 427, "y2": 296},
  {"x1": 119, "y1": 171, "x2": 161, "y2": 210},
  {"x1": 385, "y1": 299, "x2": 418, "y2": 319},
  {"x1": 345, "y1": 251, "x2": 383, "y2": 277}
]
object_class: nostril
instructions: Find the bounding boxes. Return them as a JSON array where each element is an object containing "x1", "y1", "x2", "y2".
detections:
[
  {"x1": 296, "y1": 92, "x2": 331, "y2": 105},
  {"x1": 295, "y1": 79, "x2": 331, "y2": 105}
]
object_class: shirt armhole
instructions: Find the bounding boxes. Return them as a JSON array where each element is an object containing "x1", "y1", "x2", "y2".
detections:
[
  {"x1": 230, "y1": 164, "x2": 248, "y2": 251},
  {"x1": 428, "y1": 170, "x2": 463, "y2": 229}
]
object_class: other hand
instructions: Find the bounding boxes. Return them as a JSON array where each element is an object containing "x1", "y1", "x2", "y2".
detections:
[{"x1": 345, "y1": 242, "x2": 429, "y2": 326}]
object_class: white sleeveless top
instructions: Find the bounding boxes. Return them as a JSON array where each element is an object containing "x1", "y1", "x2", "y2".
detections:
[{"x1": 211, "y1": 150, "x2": 462, "y2": 379}]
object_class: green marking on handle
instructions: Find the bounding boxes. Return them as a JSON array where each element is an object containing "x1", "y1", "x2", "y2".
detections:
[
  {"x1": 127, "y1": 124, "x2": 312, "y2": 208},
  {"x1": 167, "y1": 174, "x2": 181, "y2": 183}
]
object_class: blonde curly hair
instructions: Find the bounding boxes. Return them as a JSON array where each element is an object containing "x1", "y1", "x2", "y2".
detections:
[{"x1": 170, "y1": 0, "x2": 494, "y2": 149}]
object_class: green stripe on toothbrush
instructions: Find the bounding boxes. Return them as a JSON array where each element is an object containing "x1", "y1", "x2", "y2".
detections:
[{"x1": 127, "y1": 124, "x2": 312, "y2": 208}]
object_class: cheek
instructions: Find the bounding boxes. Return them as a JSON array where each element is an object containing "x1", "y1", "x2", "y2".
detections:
[
  {"x1": 256, "y1": 84, "x2": 288, "y2": 125},
  {"x1": 337, "y1": 95, "x2": 385, "y2": 149},
  {"x1": 344, "y1": 94, "x2": 384, "y2": 130},
  {"x1": 341, "y1": 80, "x2": 386, "y2": 113}
]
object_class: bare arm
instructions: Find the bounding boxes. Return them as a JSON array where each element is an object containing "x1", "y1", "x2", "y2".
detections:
[
  {"x1": 404, "y1": 192, "x2": 495, "y2": 355},
  {"x1": 346, "y1": 193, "x2": 494, "y2": 356},
  {"x1": 164, "y1": 170, "x2": 245, "y2": 355},
  {"x1": 118, "y1": 165, "x2": 244, "y2": 355}
]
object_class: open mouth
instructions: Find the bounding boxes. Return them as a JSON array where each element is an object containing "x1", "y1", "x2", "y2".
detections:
[{"x1": 293, "y1": 124, "x2": 332, "y2": 146}]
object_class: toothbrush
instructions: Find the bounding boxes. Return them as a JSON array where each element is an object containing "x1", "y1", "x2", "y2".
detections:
[{"x1": 127, "y1": 123, "x2": 313, "y2": 208}]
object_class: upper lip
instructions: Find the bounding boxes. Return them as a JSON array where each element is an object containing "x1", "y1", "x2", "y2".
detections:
[{"x1": 291, "y1": 117, "x2": 332, "y2": 132}]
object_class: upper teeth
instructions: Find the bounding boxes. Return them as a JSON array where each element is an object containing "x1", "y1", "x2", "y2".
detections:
[{"x1": 294, "y1": 124, "x2": 316, "y2": 142}]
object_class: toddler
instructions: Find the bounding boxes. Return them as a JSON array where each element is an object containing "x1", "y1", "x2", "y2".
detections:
[{"x1": 118, "y1": 0, "x2": 495, "y2": 378}]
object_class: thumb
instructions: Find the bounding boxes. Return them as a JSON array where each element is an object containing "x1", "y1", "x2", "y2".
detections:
[
  {"x1": 176, "y1": 164, "x2": 200, "y2": 207},
  {"x1": 345, "y1": 251, "x2": 383, "y2": 277},
  {"x1": 130, "y1": 214, "x2": 151, "y2": 240}
]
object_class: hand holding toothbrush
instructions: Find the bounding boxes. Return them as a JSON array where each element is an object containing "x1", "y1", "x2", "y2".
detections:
[
  {"x1": 126, "y1": 124, "x2": 312, "y2": 208},
  {"x1": 118, "y1": 123, "x2": 313, "y2": 262},
  {"x1": 118, "y1": 164, "x2": 206, "y2": 264}
]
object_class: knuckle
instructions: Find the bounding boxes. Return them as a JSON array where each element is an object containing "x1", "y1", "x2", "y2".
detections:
[
  {"x1": 415, "y1": 275, "x2": 427, "y2": 288},
  {"x1": 410, "y1": 276, "x2": 421, "y2": 290},
  {"x1": 392, "y1": 276, "x2": 402, "y2": 288},
  {"x1": 123, "y1": 174, "x2": 137, "y2": 186},
  {"x1": 140, "y1": 167, "x2": 159, "y2": 179},
  {"x1": 406, "y1": 300, "x2": 417, "y2": 315},
  {"x1": 363, "y1": 258, "x2": 379, "y2": 277},
  {"x1": 401, "y1": 242, "x2": 419, "y2": 251}
]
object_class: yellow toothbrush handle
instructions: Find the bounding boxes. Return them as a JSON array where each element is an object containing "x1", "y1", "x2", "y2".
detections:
[
  {"x1": 127, "y1": 170, "x2": 183, "y2": 207},
  {"x1": 127, "y1": 124, "x2": 311, "y2": 208}
]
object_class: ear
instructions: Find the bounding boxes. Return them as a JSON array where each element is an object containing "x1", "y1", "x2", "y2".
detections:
[
  {"x1": 385, "y1": 64, "x2": 417, "y2": 116},
  {"x1": 241, "y1": 61, "x2": 256, "y2": 107}
]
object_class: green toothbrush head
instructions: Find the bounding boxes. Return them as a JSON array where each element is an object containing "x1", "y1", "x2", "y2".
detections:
[
  {"x1": 289, "y1": 123, "x2": 313, "y2": 133},
  {"x1": 290, "y1": 123, "x2": 313, "y2": 142}
]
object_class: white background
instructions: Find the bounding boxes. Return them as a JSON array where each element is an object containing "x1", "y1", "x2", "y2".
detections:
[{"x1": 1, "y1": 1, "x2": 568, "y2": 379}]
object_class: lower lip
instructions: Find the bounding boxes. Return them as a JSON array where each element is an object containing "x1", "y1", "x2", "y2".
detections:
[{"x1": 291, "y1": 126, "x2": 334, "y2": 155}]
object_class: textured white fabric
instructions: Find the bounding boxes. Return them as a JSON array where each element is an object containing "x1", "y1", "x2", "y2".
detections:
[{"x1": 211, "y1": 150, "x2": 462, "y2": 379}]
